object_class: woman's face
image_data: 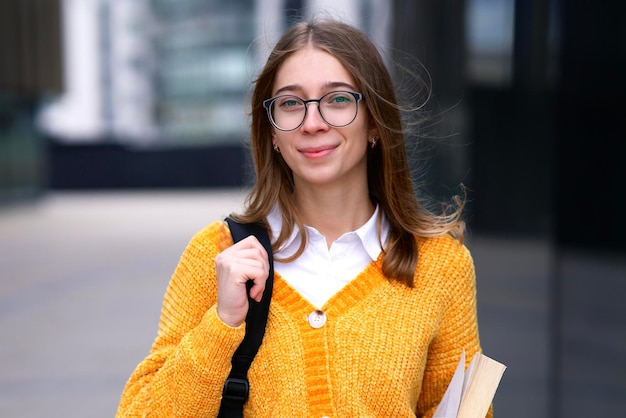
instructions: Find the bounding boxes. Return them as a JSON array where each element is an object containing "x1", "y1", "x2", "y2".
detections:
[{"x1": 270, "y1": 46, "x2": 375, "y2": 192}]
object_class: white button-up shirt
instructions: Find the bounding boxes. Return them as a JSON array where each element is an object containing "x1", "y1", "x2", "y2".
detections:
[{"x1": 267, "y1": 205, "x2": 390, "y2": 308}]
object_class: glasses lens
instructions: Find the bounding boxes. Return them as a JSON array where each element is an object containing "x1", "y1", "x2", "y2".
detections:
[
  {"x1": 269, "y1": 96, "x2": 306, "y2": 131},
  {"x1": 319, "y1": 91, "x2": 359, "y2": 127}
]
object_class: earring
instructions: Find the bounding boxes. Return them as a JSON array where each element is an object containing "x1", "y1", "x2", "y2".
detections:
[
  {"x1": 370, "y1": 136, "x2": 378, "y2": 148},
  {"x1": 273, "y1": 143, "x2": 280, "y2": 153}
]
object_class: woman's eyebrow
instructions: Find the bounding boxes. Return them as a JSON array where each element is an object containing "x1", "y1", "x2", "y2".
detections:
[
  {"x1": 273, "y1": 81, "x2": 357, "y2": 96},
  {"x1": 274, "y1": 84, "x2": 302, "y2": 96},
  {"x1": 323, "y1": 81, "x2": 356, "y2": 91}
]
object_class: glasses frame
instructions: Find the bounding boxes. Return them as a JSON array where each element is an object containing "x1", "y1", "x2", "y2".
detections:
[{"x1": 262, "y1": 91, "x2": 363, "y2": 132}]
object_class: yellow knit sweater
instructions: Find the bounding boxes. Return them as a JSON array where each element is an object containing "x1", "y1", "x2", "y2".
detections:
[{"x1": 116, "y1": 221, "x2": 490, "y2": 417}]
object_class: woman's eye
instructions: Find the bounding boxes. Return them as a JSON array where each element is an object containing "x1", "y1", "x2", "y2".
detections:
[
  {"x1": 279, "y1": 98, "x2": 302, "y2": 109},
  {"x1": 327, "y1": 93, "x2": 352, "y2": 105}
]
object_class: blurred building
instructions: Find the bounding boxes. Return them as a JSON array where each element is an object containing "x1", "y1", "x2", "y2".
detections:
[
  {"x1": 0, "y1": 0, "x2": 63, "y2": 202},
  {"x1": 37, "y1": 0, "x2": 255, "y2": 146}
]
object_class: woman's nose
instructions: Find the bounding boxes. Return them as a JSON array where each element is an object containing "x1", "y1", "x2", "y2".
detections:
[{"x1": 300, "y1": 103, "x2": 329, "y2": 133}]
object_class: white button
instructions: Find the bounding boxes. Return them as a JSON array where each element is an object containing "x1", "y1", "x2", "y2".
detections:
[{"x1": 307, "y1": 310, "x2": 327, "y2": 328}]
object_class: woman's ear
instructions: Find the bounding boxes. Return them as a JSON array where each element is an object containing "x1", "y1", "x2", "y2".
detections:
[{"x1": 367, "y1": 118, "x2": 379, "y2": 138}]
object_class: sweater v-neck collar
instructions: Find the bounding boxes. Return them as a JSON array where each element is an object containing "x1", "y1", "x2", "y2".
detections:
[{"x1": 270, "y1": 255, "x2": 387, "y2": 317}]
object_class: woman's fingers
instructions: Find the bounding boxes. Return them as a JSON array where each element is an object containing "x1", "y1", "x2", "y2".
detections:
[{"x1": 214, "y1": 235, "x2": 270, "y2": 326}]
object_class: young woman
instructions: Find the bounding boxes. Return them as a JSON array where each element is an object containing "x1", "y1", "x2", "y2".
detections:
[{"x1": 117, "y1": 19, "x2": 489, "y2": 417}]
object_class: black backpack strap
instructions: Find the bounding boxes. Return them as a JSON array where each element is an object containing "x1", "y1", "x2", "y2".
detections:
[{"x1": 218, "y1": 217, "x2": 274, "y2": 418}]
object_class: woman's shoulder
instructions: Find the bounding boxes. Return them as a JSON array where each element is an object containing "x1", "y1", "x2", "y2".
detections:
[
  {"x1": 410, "y1": 234, "x2": 475, "y2": 293},
  {"x1": 415, "y1": 233, "x2": 473, "y2": 269},
  {"x1": 186, "y1": 220, "x2": 233, "y2": 253}
]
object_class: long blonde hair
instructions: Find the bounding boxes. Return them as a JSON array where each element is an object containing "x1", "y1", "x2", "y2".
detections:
[{"x1": 232, "y1": 19, "x2": 465, "y2": 286}]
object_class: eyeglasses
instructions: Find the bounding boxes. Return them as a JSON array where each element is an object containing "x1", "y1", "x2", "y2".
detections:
[{"x1": 263, "y1": 91, "x2": 363, "y2": 131}]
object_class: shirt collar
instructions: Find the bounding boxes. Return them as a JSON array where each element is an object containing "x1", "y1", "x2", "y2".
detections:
[
  {"x1": 356, "y1": 204, "x2": 389, "y2": 261},
  {"x1": 267, "y1": 203, "x2": 389, "y2": 261}
]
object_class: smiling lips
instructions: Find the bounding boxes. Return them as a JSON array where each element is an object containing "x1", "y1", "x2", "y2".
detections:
[{"x1": 299, "y1": 144, "x2": 338, "y2": 159}]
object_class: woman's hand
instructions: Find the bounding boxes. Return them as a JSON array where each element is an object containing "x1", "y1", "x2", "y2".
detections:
[{"x1": 214, "y1": 235, "x2": 270, "y2": 327}]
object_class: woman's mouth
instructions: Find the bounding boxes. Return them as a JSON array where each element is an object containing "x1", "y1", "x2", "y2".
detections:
[{"x1": 299, "y1": 145, "x2": 337, "y2": 159}]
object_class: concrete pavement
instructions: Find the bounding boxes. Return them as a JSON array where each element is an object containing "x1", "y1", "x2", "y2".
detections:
[{"x1": 0, "y1": 190, "x2": 247, "y2": 417}]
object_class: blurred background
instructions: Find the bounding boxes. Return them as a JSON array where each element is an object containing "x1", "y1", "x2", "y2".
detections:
[{"x1": 0, "y1": 0, "x2": 624, "y2": 417}]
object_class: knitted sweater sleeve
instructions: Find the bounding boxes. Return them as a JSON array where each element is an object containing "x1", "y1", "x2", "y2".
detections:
[
  {"x1": 116, "y1": 221, "x2": 244, "y2": 417},
  {"x1": 416, "y1": 237, "x2": 493, "y2": 418}
]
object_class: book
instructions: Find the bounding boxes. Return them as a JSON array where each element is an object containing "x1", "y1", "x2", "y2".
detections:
[{"x1": 433, "y1": 350, "x2": 506, "y2": 418}]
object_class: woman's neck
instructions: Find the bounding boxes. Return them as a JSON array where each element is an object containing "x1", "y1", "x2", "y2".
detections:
[{"x1": 293, "y1": 183, "x2": 375, "y2": 247}]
